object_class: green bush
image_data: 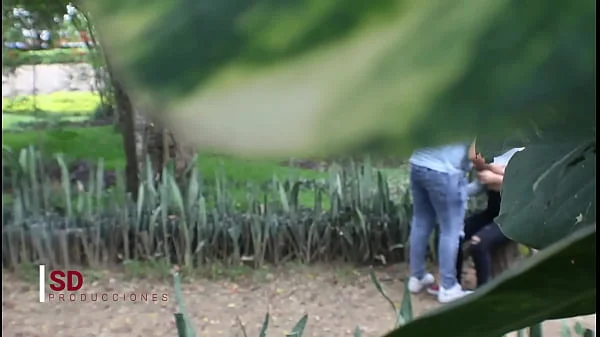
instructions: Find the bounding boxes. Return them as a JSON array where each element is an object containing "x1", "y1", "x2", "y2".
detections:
[{"x1": 2, "y1": 48, "x2": 90, "y2": 68}]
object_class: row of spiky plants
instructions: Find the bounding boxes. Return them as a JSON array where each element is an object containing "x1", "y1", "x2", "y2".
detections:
[
  {"x1": 2, "y1": 146, "x2": 428, "y2": 270},
  {"x1": 3, "y1": 146, "x2": 592, "y2": 337},
  {"x1": 171, "y1": 271, "x2": 595, "y2": 337}
]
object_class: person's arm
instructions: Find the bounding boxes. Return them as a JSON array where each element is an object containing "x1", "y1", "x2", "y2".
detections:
[
  {"x1": 487, "y1": 163, "x2": 506, "y2": 175},
  {"x1": 468, "y1": 139, "x2": 478, "y2": 162},
  {"x1": 467, "y1": 180, "x2": 485, "y2": 197},
  {"x1": 468, "y1": 139, "x2": 488, "y2": 171},
  {"x1": 482, "y1": 164, "x2": 507, "y2": 192},
  {"x1": 477, "y1": 170, "x2": 504, "y2": 186}
]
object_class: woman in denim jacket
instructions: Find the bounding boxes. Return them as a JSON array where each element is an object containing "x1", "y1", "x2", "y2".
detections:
[{"x1": 406, "y1": 143, "x2": 475, "y2": 303}]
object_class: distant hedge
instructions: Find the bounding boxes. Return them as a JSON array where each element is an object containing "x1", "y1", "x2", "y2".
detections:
[{"x1": 3, "y1": 48, "x2": 90, "y2": 68}]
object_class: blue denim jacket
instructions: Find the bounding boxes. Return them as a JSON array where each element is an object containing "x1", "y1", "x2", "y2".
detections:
[
  {"x1": 409, "y1": 143, "x2": 482, "y2": 196},
  {"x1": 409, "y1": 143, "x2": 471, "y2": 175}
]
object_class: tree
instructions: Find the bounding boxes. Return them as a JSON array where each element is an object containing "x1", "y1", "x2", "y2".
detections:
[
  {"x1": 85, "y1": 0, "x2": 595, "y2": 336},
  {"x1": 2, "y1": 1, "x2": 196, "y2": 198}
]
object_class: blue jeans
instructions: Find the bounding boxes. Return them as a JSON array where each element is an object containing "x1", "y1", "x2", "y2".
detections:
[{"x1": 409, "y1": 164, "x2": 467, "y2": 289}]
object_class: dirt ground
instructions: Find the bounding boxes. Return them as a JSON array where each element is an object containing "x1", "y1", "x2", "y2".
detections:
[{"x1": 1, "y1": 263, "x2": 595, "y2": 337}]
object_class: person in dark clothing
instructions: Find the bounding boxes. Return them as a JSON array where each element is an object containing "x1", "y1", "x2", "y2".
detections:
[
  {"x1": 456, "y1": 147, "x2": 524, "y2": 288},
  {"x1": 456, "y1": 189, "x2": 507, "y2": 286}
]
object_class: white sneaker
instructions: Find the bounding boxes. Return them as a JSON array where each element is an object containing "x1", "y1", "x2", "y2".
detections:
[
  {"x1": 407, "y1": 273, "x2": 435, "y2": 293},
  {"x1": 437, "y1": 283, "x2": 473, "y2": 303}
]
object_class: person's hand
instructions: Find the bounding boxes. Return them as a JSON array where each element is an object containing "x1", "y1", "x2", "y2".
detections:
[
  {"x1": 477, "y1": 169, "x2": 498, "y2": 185},
  {"x1": 487, "y1": 163, "x2": 506, "y2": 175},
  {"x1": 471, "y1": 153, "x2": 487, "y2": 171}
]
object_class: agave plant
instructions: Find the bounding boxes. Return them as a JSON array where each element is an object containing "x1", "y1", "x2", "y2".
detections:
[{"x1": 3, "y1": 147, "x2": 433, "y2": 270}]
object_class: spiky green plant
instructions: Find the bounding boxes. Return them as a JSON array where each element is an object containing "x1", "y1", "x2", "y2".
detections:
[
  {"x1": 7, "y1": 147, "x2": 586, "y2": 337},
  {"x1": 3, "y1": 147, "x2": 429, "y2": 269}
]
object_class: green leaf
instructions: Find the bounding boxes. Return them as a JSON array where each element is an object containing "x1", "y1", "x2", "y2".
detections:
[
  {"x1": 55, "y1": 153, "x2": 72, "y2": 218},
  {"x1": 368, "y1": 270, "x2": 402, "y2": 327},
  {"x1": 562, "y1": 321, "x2": 574, "y2": 337},
  {"x1": 496, "y1": 140, "x2": 596, "y2": 249},
  {"x1": 529, "y1": 323, "x2": 543, "y2": 337},
  {"x1": 259, "y1": 312, "x2": 270, "y2": 337},
  {"x1": 173, "y1": 273, "x2": 197, "y2": 337},
  {"x1": 174, "y1": 313, "x2": 189, "y2": 337},
  {"x1": 574, "y1": 322, "x2": 585, "y2": 335},
  {"x1": 86, "y1": 0, "x2": 594, "y2": 157},
  {"x1": 399, "y1": 278, "x2": 414, "y2": 323},
  {"x1": 383, "y1": 225, "x2": 595, "y2": 337},
  {"x1": 289, "y1": 314, "x2": 308, "y2": 337}
]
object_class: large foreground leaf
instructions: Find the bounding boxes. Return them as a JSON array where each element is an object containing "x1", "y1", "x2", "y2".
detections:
[
  {"x1": 385, "y1": 225, "x2": 596, "y2": 337},
  {"x1": 86, "y1": 0, "x2": 595, "y2": 158},
  {"x1": 496, "y1": 140, "x2": 596, "y2": 249}
]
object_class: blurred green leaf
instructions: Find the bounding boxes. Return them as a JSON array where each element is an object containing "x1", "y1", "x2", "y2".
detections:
[
  {"x1": 174, "y1": 313, "x2": 189, "y2": 337},
  {"x1": 574, "y1": 322, "x2": 586, "y2": 336},
  {"x1": 259, "y1": 312, "x2": 270, "y2": 337},
  {"x1": 562, "y1": 321, "x2": 574, "y2": 337},
  {"x1": 529, "y1": 323, "x2": 543, "y2": 337},
  {"x1": 384, "y1": 225, "x2": 595, "y2": 337},
  {"x1": 369, "y1": 269, "x2": 403, "y2": 327},
  {"x1": 399, "y1": 278, "x2": 414, "y2": 323},
  {"x1": 173, "y1": 273, "x2": 197, "y2": 337},
  {"x1": 86, "y1": 0, "x2": 594, "y2": 158},
  {"x1": 497, "y1": 140, "x2": 596, "y2": 249},
  {"x1": 289, "y1": 314, "x2": 308, "y2": 337}
]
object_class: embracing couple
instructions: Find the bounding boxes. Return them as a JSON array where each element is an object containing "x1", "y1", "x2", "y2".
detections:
[{"x1": 406, "y1": 142, "x2": 524, "y2": 303}]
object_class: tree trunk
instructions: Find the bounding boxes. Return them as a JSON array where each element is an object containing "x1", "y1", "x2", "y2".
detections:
[
  {"x1": 104, "y1": 62, "x2": 194, "y2": 197},
  {"x1": 112, "y1": 76, "x2": 139, "y2": 200},
  {"x1": 134, "y1": 112, "x2": 195, "y2": 183}
]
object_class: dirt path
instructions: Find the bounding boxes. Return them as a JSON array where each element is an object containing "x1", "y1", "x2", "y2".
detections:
[{"x1": 1, "y1": 264, "x2": 595, "y2": 337}]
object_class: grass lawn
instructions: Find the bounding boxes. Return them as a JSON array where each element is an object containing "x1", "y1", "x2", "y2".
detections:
[
  {"x1": 2, "y1": 92, "x2": 325, "y2": 183},
  {"x1": 2, "y1": 113, "x2": 89, "y2": 130},
  {"x1": 2, "y1": 114, "x2": 37, "y2": 128},
  {"x1": 2, "y1": 91, "x2": 100, "y2": 116},
  {"x1": 1, "y1": 92, "x2": 355, "y2": 208},
  {"x1": 2, "y1": 126, "x2": 328, "y2": 208},
  {"x1": 2, "y1": 91, "x2": 100, "y2": 131},
  {"x1": 1, "y1": 92, "x2": 411, "y2": 208},
  {"x1": 3, "y1": 126, "x2": 326, "y2": 183}
]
